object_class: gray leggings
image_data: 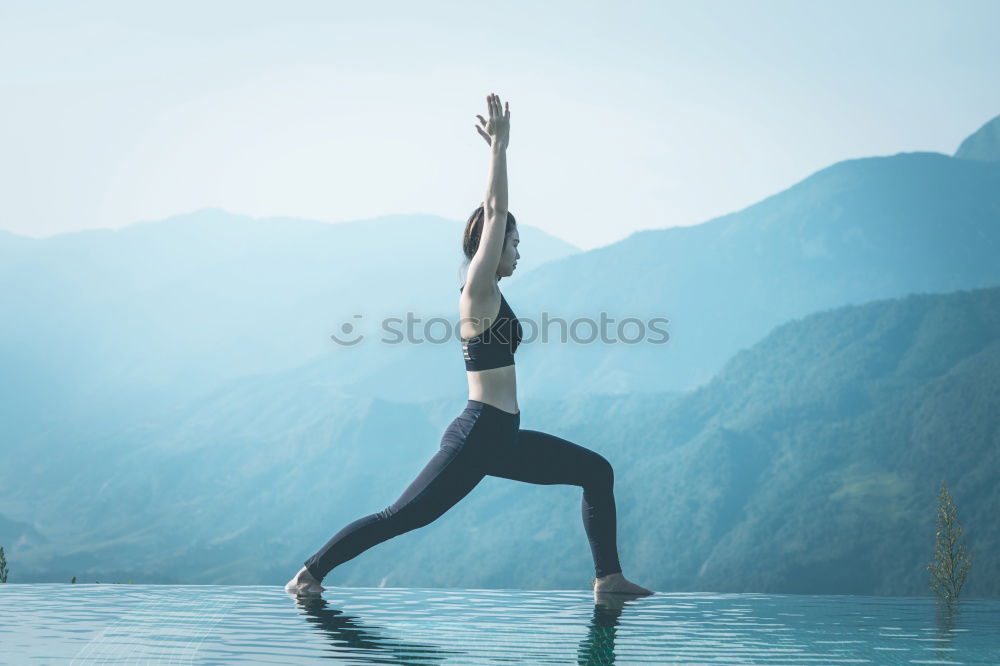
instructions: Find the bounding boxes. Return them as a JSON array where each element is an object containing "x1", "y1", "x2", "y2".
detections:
[{"x1": 304, "y1": 399, "x2": 623, "y2": 582}]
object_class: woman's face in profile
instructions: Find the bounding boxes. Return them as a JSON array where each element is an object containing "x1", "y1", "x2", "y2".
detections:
[{"x1": 497, "y1": 228, "x2": 520, "y2": 277}]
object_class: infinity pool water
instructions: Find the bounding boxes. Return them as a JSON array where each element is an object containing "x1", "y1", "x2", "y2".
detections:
[{"x1": 0, "y1": 585, "x2": 997, "y2": 664}]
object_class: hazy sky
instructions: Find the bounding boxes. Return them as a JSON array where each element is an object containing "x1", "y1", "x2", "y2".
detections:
[{"x1": 3, "y1": 0, "x2": 999, "y2": 249}]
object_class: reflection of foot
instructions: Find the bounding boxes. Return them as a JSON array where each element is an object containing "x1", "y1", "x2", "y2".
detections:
[
  {"x1": 593, "y1": 591, "x2": 629, "y2": 612},
  {"x1": 592, "y1": 572, "x2": 654, "y2": 597},
  {"x1": 285, "y1": 566, "x2": 326, "y2": 596}
]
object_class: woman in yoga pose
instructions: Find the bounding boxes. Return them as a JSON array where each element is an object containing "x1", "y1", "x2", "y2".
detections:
[{"x1": 286, "y1": 93, "x2": 653, "y2": 598}]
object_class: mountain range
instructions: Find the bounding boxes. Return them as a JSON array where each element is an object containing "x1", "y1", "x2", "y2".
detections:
[{"x1": 1, "y1": 113, "x2": 997, "y2": 595}]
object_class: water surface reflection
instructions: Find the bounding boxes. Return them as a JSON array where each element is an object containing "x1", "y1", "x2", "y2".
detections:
[{"x1": 0, "y1": 584, "x2": 996, "y2": 664}]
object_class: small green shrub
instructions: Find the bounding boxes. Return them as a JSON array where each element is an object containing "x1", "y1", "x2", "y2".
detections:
[{"x1": 928, "y1": 479, "x2": 973, "y2": 601}]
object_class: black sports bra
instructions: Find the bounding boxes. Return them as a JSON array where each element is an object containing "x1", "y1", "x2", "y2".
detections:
[{"x1": 458, "y1": 285, "x2": 523, "y2": 371}]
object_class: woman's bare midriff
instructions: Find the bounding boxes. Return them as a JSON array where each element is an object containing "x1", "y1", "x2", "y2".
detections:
[{"x1": 467, "y1": 365, "x2": 519, "y2": 415}]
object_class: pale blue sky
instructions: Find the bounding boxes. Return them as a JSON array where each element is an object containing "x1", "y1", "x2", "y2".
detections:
[{"x1": 2, "y1": 0, "x2": 998, "y2": 249}]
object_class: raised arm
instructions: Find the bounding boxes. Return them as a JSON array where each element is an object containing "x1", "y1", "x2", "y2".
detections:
[{"x1": 466, "y1": 93, "x2": 511, "y2": 298}]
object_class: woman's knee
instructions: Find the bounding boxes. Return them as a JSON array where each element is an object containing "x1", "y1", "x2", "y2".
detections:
[
  {"x1": 380, "y1": 487, "x2": 458, "y2": 532},
  {"x1": 375, "y1": 504, "x2": 427, "y2": 537},
  {"x1": 588, "y1": 454, "x2": 615, "y2": 487}
]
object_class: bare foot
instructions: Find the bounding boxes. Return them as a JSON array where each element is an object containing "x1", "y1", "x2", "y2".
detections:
[
  {"x1": 285, "y1": 566, "x2": 326, "y2": 596},
  {"x1": 592, "y1": 572, "x2": 654, "y2": 597}
]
